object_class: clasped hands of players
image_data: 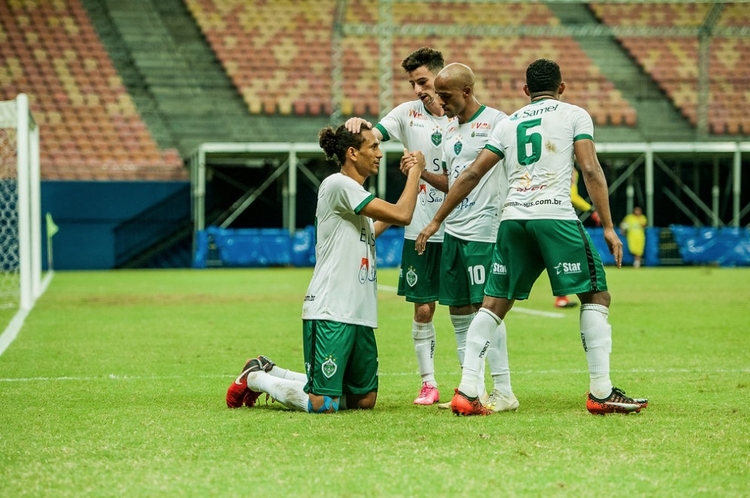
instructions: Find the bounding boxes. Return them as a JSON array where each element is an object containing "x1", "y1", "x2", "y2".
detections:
[{"x1": 399, "y1": 158, "x2": 440, "y2": 256}]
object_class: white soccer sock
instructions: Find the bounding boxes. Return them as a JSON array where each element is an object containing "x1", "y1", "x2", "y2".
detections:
[
  {"x1": 267, "y1": 365, "x2": 307, "y2": 383},
  {"x1": 246, "y1": 371, "x2": 310, "y2": 412},
  {"x1": 486, "y1": 318, "x2": 513, "y2": 397},
  {"x1": 451, "y1": 312, "x2": 485, "y2": 395},
  {"x1": 412, "y1": 321, "x2": 437, "y2": 387},
  {"x1": 457, "y1": 309, "x2": 499, "y2": 398},
  {"x1": 450, "y1": 312, "x2": 475, "y2": 366},
  {"x1": 580, "y1": 303, "x2": 613, "y2": 399}
]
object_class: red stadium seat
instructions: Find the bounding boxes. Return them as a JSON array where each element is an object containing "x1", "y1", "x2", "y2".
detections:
[
  {"x1": 0, "y1": 0, "x2": 184, "y2": 179},
  {"x1": 591, "y1": 2, "x2": 750, "y2": 136},
  {"x1": 186, "y1": 0, "x2": 636, "y2": 125}
]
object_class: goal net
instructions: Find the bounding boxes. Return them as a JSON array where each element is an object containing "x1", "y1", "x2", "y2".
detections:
[{"x1": 0, "y1": 94, "x2": 41, "y2": 327}]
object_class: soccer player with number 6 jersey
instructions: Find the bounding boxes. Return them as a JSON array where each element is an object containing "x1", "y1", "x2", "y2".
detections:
[{"x1": 417, "y1": 59, "x2": 648, "y2": 416}]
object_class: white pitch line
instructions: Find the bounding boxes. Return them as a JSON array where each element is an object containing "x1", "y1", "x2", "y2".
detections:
[
  {"x1": 0, "y1": 271, "x2": 54, "y2": 357},
  {"x1": 378, "y1": 283, "x2": 564, "y2": 318},
  {"x1": 2, "y1": 367, "x2": 748, "y2": 383}
]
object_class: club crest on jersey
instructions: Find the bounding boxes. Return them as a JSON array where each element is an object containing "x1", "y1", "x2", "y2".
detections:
[
  {"x1": 406, "y1": 266, "x2": 418, "y2": 287},
  {"x1": 454, "y1": 140, "x2": 463, "y2": 155},
  {"x1": 321, "y1": 355, "x2": 338, "y2": 379},
  {"x1": 431, "y1": 128, "x2": 442, "y2": 147}
]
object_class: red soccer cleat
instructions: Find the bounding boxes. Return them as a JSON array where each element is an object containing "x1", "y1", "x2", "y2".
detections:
[
  {"x1": 226, "y1": 356, "x2": 274, "y2": 408},
  {"x1": 586, "y1": 387, "x2": 648, "y2": 415},
  {"x1": 450, "y1": 389, "x2": 493, "y2": 416}
]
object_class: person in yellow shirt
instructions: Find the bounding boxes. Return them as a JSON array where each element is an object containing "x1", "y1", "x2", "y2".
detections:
[
  {"x1": 555, "y1": 169, "x2": 601, "y2": 308},
  {"x1": 620, "y1": 206, "x2": 647, "y2": 268}
]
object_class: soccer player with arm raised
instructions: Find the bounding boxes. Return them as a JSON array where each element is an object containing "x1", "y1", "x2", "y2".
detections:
[
  {"x1": 345, "y1": 47, "x2": 451, "y2": 406},
  {"x1": 226, "y1": 123, "x2": 425, "y2": 413},
  {"x1": 417, "y1": 58, "x2": 648, "y2": 416}
]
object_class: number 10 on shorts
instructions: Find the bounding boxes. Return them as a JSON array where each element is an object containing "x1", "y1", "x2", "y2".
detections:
[{"x1": 467, "y1": 265, "x2": 486, "y2": 286}]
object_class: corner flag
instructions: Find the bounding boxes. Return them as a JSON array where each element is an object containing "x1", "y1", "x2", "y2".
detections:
[
  {"x1": 46, "y1": 212, "x2": 58, "y2": 238},
  {"x1": 45, "y1": 212, "x2": 58, "y2": 271}
]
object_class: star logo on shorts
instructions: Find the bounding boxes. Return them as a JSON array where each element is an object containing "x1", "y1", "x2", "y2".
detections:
[
  {"x1": 322, "y1": 355, "x2": 338, "y2": 379},
  {"x1": 406, "y1": 266, "x2": 418, "y2": 287},
  {"x1": 555, "y1": 262, "x2": 563, "y2": 275}
]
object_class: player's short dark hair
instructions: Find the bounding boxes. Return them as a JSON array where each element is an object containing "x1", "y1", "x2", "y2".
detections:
[
  {"x1": 318, "y1": 124, "x2": 371, "y2": 165},
  {"x1": 401, "y1": 47, "x2": 444, "y2": 74},
  {"x1": 526, "y1": 59, "x2": 562, "y2": 94}
]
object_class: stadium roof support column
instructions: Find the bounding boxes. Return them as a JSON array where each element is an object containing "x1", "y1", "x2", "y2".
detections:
[
  {"x1": 331, "y1": 0, "x2": 347, "y2": 124},
  {"x1": 712, "y1": 159, "x2": 720, "y2": 228},
  {"x1": 645, "y1": 147, "x2": 654, "y2": 228},
  {"x1": 733, "y1": 145, "x2": 741, "y2": 227},
  {"x1": 284, "y1": 150, "x2": 298, "y2": 233},
  {"x1": 696, "y1": 3, "x2": 724, "y2": 137},
  {"x1": 377, "y1": 0, "x2": 393, "y2": 119},
  {"x1": 377, "y1": 0, "x2": 393, "y2": 201},
  {"x1": 190, "y1": 148, "x2": 206, "y2": 232}
]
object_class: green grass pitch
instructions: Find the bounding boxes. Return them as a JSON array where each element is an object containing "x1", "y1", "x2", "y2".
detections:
[{"x1": 1, "y1": 267, "x2": 749, "y2": 496}]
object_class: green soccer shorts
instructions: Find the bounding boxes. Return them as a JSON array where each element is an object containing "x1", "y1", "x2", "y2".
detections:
[
  {"x1": 484, "y1": 219, "x2": 608, "y2": 300},
  {"x1": 438, "y1": 232, "x2": 494, "y2": 307},
  {"x1": 397, "y1": 239, "x2": 442, "y2": 303},
  {"x1": 302, "y1": 320, "x2": 379, "y2": 397}
]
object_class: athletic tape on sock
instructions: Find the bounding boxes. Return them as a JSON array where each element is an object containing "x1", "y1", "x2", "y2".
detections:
[
  {"x1": 308, "y1": 396, "x2": 340, "y2": 413},
  {"x1": 412, "y1": 321, "x2": 435, "y2": 340}
]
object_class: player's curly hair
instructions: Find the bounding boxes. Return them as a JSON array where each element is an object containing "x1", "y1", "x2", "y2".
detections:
[
  {"x1": 318, "y1": 124, "x2": 371, "y2": 165},
  {"x1": 401, "y1": 47, "x2": 444, "y2": 74},
  {"x1": 526, "y1": 59, "x2": 562, "y2": 95}
]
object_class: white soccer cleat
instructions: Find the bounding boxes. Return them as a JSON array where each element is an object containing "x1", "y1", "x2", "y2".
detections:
[{"x1": 483, "y1": 389, "x2": 519, "y2": 412}]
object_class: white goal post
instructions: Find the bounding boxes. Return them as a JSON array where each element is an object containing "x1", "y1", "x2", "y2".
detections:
[{"x1": 0, "y1": 94, "x2": 42, "y2": 317}]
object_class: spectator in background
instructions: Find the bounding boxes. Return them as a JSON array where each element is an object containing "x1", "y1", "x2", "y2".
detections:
[{"x1": 620, "y1": 206, "x2": 647, "y2": 268}]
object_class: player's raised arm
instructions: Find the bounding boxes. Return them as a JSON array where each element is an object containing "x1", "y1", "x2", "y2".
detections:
[
  {"x1": 361, "y1": 149, "x2": 425, "y2": 228},
  {"x1": 344, "y1": 117, "x2": 376, "y2": 137},
  {"x1": 415, "y1": 147, "x2": 501, "y2": 254}
]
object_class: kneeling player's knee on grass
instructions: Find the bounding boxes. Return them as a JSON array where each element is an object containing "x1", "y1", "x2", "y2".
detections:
[
  {"x1": 308, "y1": 395, "x2": 340, "y2": 414},
  {"x1": 348, "y1": 392, "x2": 377, "y2": 410}
]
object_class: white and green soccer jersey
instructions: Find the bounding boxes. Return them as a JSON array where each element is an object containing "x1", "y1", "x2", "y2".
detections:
[
  {"x1": 302, "y1": 173, "x2": 379, "y2": 328},
  {"x1": 442, "y1": 105, "x2": 508, "y2": 243},
  {"x1": 375, "y1": 100, "x2": 451, "y2": 243},
  {"x1": 486, "y1": 98, "x2": 594, "y2": 221}
]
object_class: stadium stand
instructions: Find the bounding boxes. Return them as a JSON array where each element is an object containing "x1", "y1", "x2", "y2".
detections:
[
  {"x1": 184, "y1": 0, "x2": 637, "y2": 126},
  {"x1": 0, "y1": 0, "x2": 184, "y2": 180},
  {"x1": 590, "y1": 2, "x2": 750, "y2": 135}
]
